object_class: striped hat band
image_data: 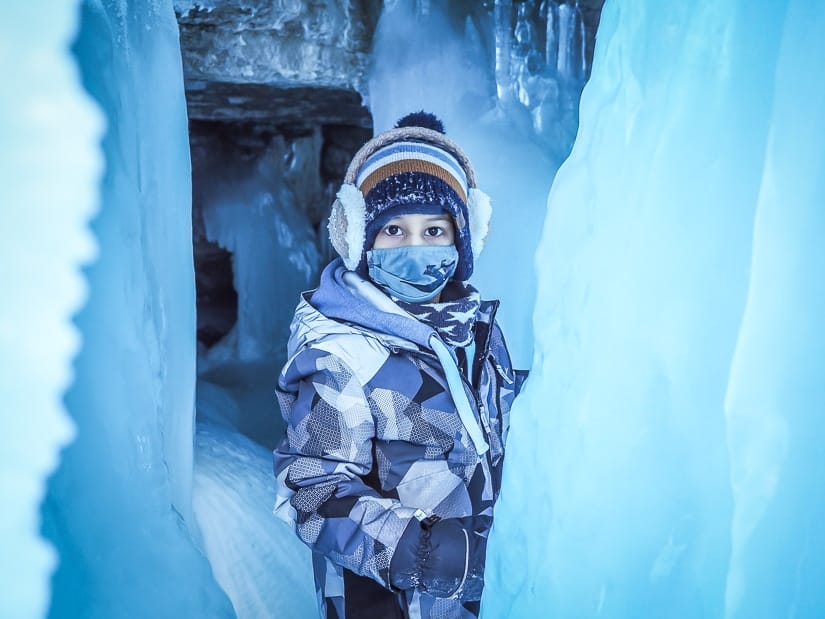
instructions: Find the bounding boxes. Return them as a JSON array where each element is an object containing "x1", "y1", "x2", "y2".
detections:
[{"x1": 355, "y1": 141, "x2": 469, "y2": 203}]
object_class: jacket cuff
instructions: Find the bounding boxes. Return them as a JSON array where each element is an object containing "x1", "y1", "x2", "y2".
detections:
[
  {"x1": 388, "y1": 518, "x2": 423, "y2": 591},
  {"x1": 421, "y1": 518, "x2": 469, "y2": 597}
]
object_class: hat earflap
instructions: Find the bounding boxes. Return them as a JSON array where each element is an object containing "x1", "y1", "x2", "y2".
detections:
[
  {"x1": 328, "y1": 183, "x2": 366, "y2": 271},
  {"x1": 468, "y1": 187, "x2": 492, "y2": 259}
]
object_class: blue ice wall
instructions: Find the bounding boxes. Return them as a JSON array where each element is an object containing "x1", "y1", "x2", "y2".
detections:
[
  {"x1": 1, "y1": 3, "x2": 101, "y2": 618},
  {"x1": 484, "y1": 1, "x2": 825, "y2": 617},
  {"x1": 39, "y1": 1, "x2": 232, "y2": 616}
]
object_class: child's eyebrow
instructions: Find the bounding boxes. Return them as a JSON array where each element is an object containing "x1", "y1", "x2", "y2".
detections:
[{"x1": 423, "y1": 214, "x2": 451, "y2": 221}]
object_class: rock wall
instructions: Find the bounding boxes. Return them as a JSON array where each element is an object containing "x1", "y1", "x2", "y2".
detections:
[{"x1": 175, "y1": 0, "x2": 380, "y2": 127}]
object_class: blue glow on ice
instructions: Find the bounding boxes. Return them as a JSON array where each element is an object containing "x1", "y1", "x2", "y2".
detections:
[
  {"x1": 7, "y1": 0, "x2": 823, "y2": 616},
  {"x1": 1, "y1": 2, "x2": 101, "y2": 618},
  {"x1": 484, "y1": 2, "x2": 825, "y2": 617},
  {"x1": 38, "y1": 1, "x2": 233, "y2": 616}
]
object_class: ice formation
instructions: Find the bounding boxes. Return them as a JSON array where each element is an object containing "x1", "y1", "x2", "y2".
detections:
[
  {"x1": 198, "y1": 136, "x2": 322, "y2": 365},
  {"x1": 9, "y1": 0, "x2": 824, "y2": 617},
  {"x1": 189, "y1": 115, "x2": 323, "y2": 618},
  {"x1": 484, "y1": 2, "x2": 825, "y2": 617},
  {"x1": 1, "y1": 3, "x2": 102, "y2": 618},
  {"x1": 37, "y1": 0, "x2": 233, "y2": 616},
  {"x1": 193, "y1": 422, "x2": 316, "y2": 618}
]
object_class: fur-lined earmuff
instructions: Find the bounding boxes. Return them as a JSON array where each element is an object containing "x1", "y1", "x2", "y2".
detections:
[
  {"x1": 328, "y1": 184, "x2": 366, "y2": 271},
  {"x1": 468, "y1": 187, "x2": 492, "y2": 259}
]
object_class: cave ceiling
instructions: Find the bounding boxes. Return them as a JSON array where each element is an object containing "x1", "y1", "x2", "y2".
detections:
[{"x1": 176, "y1": 0, "x2": 605, "y2": 130}]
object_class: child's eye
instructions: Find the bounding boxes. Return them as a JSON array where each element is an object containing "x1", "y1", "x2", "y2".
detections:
[
  {"x1": 425, "y1": 226, "x2": 444, "y2": 237},
  {"x1": 384, "y1": 225, "x2": 403, "y2": 236}
]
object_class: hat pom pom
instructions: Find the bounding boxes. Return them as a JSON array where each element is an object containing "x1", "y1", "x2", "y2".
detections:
[{"x1": 395, "y1": 111, "x2": 445, "y2": 134}]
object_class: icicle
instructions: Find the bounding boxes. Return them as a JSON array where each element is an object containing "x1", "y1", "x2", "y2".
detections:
[
  {"x1": 577, "y1": 0, "x2": 587, "y2": 79},
  {"x1": 556, "y1": 0, "x2": 572, "y2": 78},
  {"x1": 513, "y1": 2, "x2": 538, "y2": 55},
  {"x1": 556, "y1": 0, "x2": 585, "y2": 82},
  {"x1": 544, "y1": 0, "x2": 559, "y2": 76},
  {"x1": 570, "y1": 0, "x2": 585, "y2": 81},
  {"x1": 513, "y1": 2, "x2": 540, "y2": 107},
  {"x1": 494, "y1": 0, "x2": 513, "y2": 103}
]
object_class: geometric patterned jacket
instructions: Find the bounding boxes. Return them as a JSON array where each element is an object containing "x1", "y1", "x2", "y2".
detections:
[{"x1": 273, "y1": 259, "x2": 524, "y2": 619}]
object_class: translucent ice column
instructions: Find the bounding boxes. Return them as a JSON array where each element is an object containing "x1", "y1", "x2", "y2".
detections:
[
  {"x1": 1, "y1": 2, "x2": 101, "y2": 617},
  {"x1": 485, "y1": 1, "x2": 825, "y2": 617},
  {"x1": 39, "y1": 1, "x2": 232, "y2": 616}
]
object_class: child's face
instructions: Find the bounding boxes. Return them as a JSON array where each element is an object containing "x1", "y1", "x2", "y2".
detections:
[{"x1": 372, "y1": 213, "x2": 455, "y2": 250}]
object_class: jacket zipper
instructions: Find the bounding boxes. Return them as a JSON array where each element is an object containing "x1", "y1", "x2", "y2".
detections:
[
  {"x1": 394, "y1": 300, "x2": 501, "y2": 454},
  {"x1": 411, "y1": 344, "x2": 495, "y2": 460}
]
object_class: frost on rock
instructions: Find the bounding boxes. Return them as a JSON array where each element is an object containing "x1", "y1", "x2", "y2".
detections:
[{"x1": 176, "y1": 0, "x2": 379, "y2": 125}]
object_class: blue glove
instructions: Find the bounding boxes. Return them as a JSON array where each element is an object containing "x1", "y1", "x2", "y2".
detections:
[{"x1": 390, "y1": 515, "x2": 491, "y2": 600}]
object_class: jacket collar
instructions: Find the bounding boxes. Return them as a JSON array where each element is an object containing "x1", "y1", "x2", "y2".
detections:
[
  {"x1": 305, "y1": 258, "x2": 498, "y2": 353},
  {"x1": 310, "y1": 258, "x2": 434, "y2": 349}
]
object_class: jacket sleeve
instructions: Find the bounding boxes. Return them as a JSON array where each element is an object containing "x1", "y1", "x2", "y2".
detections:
[
  {"x1": 490, "y1": 320, "x2": 528, "y2": 397},
  {"x1": 273, "y1": 346, "x2": 417, "y2": 589}
]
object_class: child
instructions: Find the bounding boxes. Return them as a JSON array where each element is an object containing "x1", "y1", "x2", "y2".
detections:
[{"x1": 273, "y1": 112, "x2": 525, "y2": 619}]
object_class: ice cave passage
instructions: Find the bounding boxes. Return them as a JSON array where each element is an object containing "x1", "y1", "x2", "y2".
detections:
[{"x1": 5, "y1": 1, "x2": 825, "y2": 618}]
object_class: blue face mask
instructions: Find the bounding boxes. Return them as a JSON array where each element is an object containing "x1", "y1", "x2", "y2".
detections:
[{"x1": 366, "y1": 245, "x2": 459, "y2": 303}]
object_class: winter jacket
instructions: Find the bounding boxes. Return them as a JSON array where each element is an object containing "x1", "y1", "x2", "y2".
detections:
[{"x1": 273, "y1": 259, "x2": 525, "y2": 619}]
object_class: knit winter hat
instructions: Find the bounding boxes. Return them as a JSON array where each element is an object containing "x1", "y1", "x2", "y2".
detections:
[{"x1": 328, "y1": 112, "x2": 492, "y2": 282}]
